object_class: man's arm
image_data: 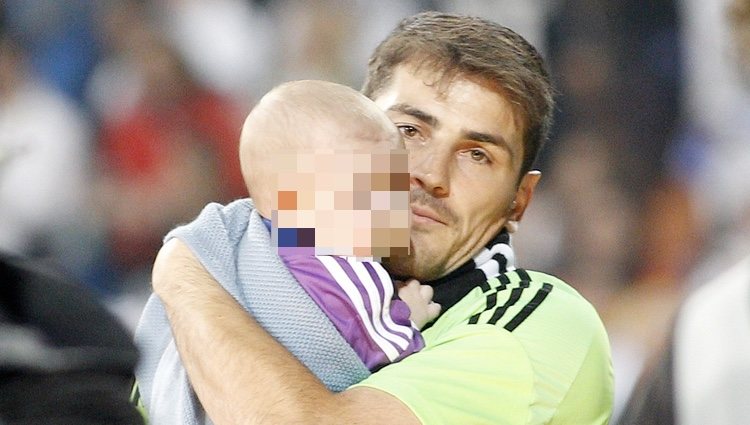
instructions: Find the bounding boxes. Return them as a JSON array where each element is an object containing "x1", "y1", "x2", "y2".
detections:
[{"x1": 152, "y1": 238, "x2": 420, "y2": 425}]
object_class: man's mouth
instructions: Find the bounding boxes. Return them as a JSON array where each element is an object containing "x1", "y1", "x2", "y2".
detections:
[{"x1": 411, "y1": 204, "x2": 445, "y2": 225}]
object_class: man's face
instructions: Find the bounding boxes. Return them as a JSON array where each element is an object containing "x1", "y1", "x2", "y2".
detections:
[{"x1": 374, "y1": 64, "x2": 538, "y2": 280}]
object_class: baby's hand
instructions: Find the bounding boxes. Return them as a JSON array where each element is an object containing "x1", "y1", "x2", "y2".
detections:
[{"x1": 396, "y1": 279, "x2": 441, "y2": 330}]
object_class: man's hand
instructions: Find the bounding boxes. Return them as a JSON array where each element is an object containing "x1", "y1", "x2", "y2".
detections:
[{"x1": 396, "y1": 279, "x2": 441, "y2": 329}]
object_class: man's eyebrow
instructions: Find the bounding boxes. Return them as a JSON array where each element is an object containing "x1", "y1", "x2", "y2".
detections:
[
  {"x1": 386, "y1": 103, "x2": 438, "y2": 128},
  {"x1": 464, "y1": 130, "x2": 515, "y2": 161},
  {"x1": 388, "y1": 102, "x2": 515, "y2": 162}
]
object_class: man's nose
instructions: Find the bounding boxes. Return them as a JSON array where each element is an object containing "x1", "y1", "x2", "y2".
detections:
[{"x1": 409, "y1": 146, "x2": 450, "y2": 198}]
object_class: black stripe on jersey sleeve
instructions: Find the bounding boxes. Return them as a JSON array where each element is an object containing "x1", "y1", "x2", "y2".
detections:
[
  {"x1": 469, "y1": 290, "x2": 499, "y2": 324},
  {"x1": 478, "y1": 275, "x2": 493, "y2": 293},
  {"x1": 487, "y1": 280, "x2": 530, "y2": 325},
  {"x1": 503, "y1": 282, "x2": 553, "y2": 332},
  {"x1": 496, "y1": 273, "x2": 511, "y2": 290},
  {"x1": 516, "y1": 268, "x2": 531, "y2": 282}
]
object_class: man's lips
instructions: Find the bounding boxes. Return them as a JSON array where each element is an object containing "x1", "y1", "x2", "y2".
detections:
[{"x1": 410, "y1": 204, "x2": 445, "y2": 225}]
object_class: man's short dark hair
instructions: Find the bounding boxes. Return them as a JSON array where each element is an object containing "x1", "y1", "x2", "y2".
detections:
[{"x1": 362, "y1": 11, "x2": 555, "y2": 176}]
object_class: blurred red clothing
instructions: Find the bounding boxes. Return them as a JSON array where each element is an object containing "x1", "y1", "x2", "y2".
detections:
[
  {"x1": 98, "y1": 84, "x2": 247, "y2": 271},
  {"x1": 100, "y1": 87, "x2": 245, "y2": 198}
]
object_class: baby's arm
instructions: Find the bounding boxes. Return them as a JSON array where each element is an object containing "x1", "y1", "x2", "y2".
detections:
[{"x1": 396, "y1": 279, "x2": 441, "y2": 329}]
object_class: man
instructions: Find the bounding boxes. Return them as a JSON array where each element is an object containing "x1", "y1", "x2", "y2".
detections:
[{"x1": 152, "y1": 12, "x2": 614, "y2": 424}]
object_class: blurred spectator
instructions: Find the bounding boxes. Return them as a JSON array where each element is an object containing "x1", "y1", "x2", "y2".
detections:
[
  {"x1": 513, "y1": 1, "x2": 685, "y2": 420},
  {"x1": 525, "y1": 129, "x2": 638, "y2": 308},
  {"x1": 518, "y1": 0, "x2": 684, "y2": 297},
  {"x1": 340, "y1": 0, "x2": 422, "y2": 88},
  {"x1": 437, "y1": 0, "x2": 549, "y2": 54},
  {"x1": 675, "y1": 0, "x2": 750, "y2": 276},
  {"x1": 542, "y1": 0, "x2": 681, "y2": 186},
  {"x1": 85, "y1": 0, "x2": 151, "y2": 124},
  {"x1": 617, "y1": 254, "x2": 750, "y2": 425},
  {"x1": 2, "y1": 0, "x2": 100, "y2": 106},
  {"x1": 615, "y1": 0, "x2": 750, "y2": 423},
  {"x1": 602, "y1": 177, "x2": 700, "y2": 421},
  {"x1": 265, "y1": 0, "x2": 429, "y2": 90},
  {"x1": 0, "y1": 30, "x2": 95, "y2": 281},
  {"x1": 0, "y1": 252, "x2": 142, "y2": 424},
  {"x1": 153, "y1": 0, "x2": 275, "y2": 103},
  {"x1": 271, "y1": 0, "x2": 362, "y2": 86},
  {"x1": 93, "y1": 26, "x2": 246, "y2": 291}
]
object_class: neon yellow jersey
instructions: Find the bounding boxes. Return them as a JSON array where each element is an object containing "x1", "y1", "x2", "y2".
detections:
[{"x1": 354, "y1": 269, "x2": 614, "y2": 425}]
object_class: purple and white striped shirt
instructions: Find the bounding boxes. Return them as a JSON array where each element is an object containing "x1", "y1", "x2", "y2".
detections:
[{"x1": 279, "y1": 254, "x2": 425, "y2": 371}]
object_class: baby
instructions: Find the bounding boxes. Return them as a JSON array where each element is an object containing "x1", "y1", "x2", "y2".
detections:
[
  {"x1": 135, "y1": 80, "x2": 439, "y2": 423},
  {"x1": 239, "y1": 79, "x2": 440, "y2": 368}
]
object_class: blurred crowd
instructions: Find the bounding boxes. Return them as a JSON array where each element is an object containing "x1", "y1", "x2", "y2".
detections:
[{"x1": 0, "y1": 0, "x2": 748, "y2": 421}]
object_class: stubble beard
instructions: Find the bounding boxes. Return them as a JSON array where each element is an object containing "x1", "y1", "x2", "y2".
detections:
[
  {"x1": 384, "y1": 187, "x2": 457, "y2": 281},
  {"x1": 381, "y1": 230, "x2": 444, "y2": 282}
]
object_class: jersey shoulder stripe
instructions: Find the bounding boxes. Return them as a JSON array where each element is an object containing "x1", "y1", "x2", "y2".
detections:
[
  {"x1": 503, "y1": 282, "x2": 553, "y2": 331},
  {"x1": 468, "y1": 268, "x2": 554, "y2": 331}
]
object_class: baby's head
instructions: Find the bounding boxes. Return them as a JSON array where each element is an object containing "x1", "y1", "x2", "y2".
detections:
[{"x1": 239, "y1": 80, "x2": 409, "y2": 259}]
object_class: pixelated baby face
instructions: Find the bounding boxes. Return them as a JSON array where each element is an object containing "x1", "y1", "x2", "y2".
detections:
[{"x1": 271, "y1": 149, "x2": 410, "y2": 259}]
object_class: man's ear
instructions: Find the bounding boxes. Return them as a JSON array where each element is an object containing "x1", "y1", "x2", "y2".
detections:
[{"x1": 510, "y1": 170, "x2": 541, "y2": 222}]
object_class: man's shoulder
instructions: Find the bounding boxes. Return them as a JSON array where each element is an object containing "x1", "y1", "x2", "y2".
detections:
[
  {"x1": 441, "y1": 268, "x2": 602, "y2": 334},
  {"x1": 430, "y1": 267, "x2": 612, "y2": 386},
  {"x1": 360, "y1": 268, "x2": 613, "y2": 424},
  {"x1": 421, "y1": 268, "x2": 613, "y2": 423}
]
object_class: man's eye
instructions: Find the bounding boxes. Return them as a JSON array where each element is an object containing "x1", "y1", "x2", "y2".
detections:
[
  {"x1": 470, "y1": 149, "x2": 489, "y2": 163},
  {"x1": 398, "y1": 125, "x2": 419, "y2": 139}
]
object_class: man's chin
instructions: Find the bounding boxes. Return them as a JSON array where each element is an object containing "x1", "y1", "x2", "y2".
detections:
[
  {"x1": 382, "y1": 252, "x2": 441, "y2": 282},
  {"x1": 380, "y1": 255, "x2": 411, "y2": 279}
]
